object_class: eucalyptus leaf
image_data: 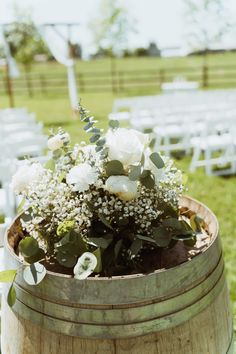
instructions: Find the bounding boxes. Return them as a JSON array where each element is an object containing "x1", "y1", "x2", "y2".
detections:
[
  {"x1": 90, "y1": 134, "x2": 100, "y2": 143},
  {"x1": 109, "y1": 120, "x2": 119, "y2": 129},
  {"x1": 7, "y1": 284, "x2": 16, "y2": 307},
  {"x1": 87, "y1": 237, "x2": 112, "y2": 249},
  {"x1": 152, "y1": 226, "x2": 172, "y2": 247},
  {"x1": 162, "y1": 218, "x2": 182, "y2": 230},
  {"x1": 19, "y1": 237, "x2": 39, "y2": 258},
  {"x1": 137, "y1": 234, "x2": 156, "y2": 244},
  {"x1": 23, "y1": 262, "x2": 46, "y2": 285},
  {"x1": 130, "y1": 239, "x2": 142, "y2": 256},
  {"x1": 114, "y1": 239, "x2": 123, "y2": 258},
  {"x1": 96, "y1": 138, "x2": 106, "y2": 146},
  {"x1": 129, "y1": 165, "x2": 142, "y2": 181},
  {"x1": 93, "y1": 248, "x2": 102, "y2": 273},
  {"x1": 140, "y1": 172, "x2": 155, "y2": 189},
  {"x1": 83, "y1": 122, "x2": 94, "y2": 131},
  {"x1": 24, "y1": 248, "x2": 45, "y2": 264},
  {"x1": 0, "y1": 269, "x2": 17, "y2": 283},
  {"x1": 105, "y1": 160, "x2": 125, "y2": 176},
  {"x1": 149, "y1": 152, "x2": 165, "y2": 169}
]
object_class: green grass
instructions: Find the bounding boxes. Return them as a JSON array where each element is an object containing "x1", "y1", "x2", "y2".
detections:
[{"x1": 1, "y1": 54, "x2": 236, "y2": 332}]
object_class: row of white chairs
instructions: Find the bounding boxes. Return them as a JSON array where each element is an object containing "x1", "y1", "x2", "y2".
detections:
[
  {"x1": 110, "y1": 90, "x2": 236, "y2": 176},
  {"x1": 0, "y1": 108, "x2": 48, "y2": 218}
]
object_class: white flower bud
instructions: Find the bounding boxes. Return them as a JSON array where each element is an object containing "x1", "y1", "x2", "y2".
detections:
[{"x1": 105, "y1": 175, "x2": 138, "y2": 201}]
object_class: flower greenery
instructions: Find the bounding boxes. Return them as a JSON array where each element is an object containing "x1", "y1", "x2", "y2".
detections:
[{"x1": 1, "y1": 104, "x2": 204, "y2": 307}]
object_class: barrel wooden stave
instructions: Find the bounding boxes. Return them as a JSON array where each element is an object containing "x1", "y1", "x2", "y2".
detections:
[
  {"x1": 1, "y1": 282, "x2": 233, "y2": 354},
  {"x1": 1, "y1": 196, "x2": 234, "y2": 353}
]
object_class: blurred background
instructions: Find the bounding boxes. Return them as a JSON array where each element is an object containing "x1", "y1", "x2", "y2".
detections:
[{"x1": 1, "y1": 0, "x2": 236, "y2": 334}]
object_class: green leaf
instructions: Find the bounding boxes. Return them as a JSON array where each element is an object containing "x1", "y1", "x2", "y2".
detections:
[
  {"x1": 140, "y1": 153, "x2": 145, "y2": 166},
  {"x1": 149, "y1": 152, "x2": 165, "y2": 169},
  {"x1": 53, "y1": 149, "x2": 62, "y2": 159},
  {"x1": 17, "y1": 198, "x2": 26, "y2": 214},
  {"x1": 96, "y1": 138, "x2": 106, "y2": 146},
  {"x1": 90, "y1": 134, "x2": 100, "y2": 143},
  {"x1": 57, "y1": 220, "x2": 75, "y2": 237},
  {"x1": 114, "y1": 239, "x2": 123, "y2": 258},
  {"x1": 87, "y1": 236, "x2": 112, "y2": 249},
  {"x1": 129, "y1": 165, "x2": 142, "y2": 181},
  {"x1": 7, "y1": 284, "x2": 16, "y2": 307},
  {"x1": 45, "y1": 158, "x2": 56, "y2": 172},
  {"x1": 105, "y1": 160, "x2": 125, "y2": 176},
  {"x1": 19, "y1": 237, "x2": 39, "y2": 258},
  {"x1": 98, "y1": 214, "x2": 114, "y2": 230},
  {"x1": 23, "y1": 262, "x2": 46, "y2": 285},
  {"x1": 56, "y1": 252, "x2": 77, "y2": 268},
  {"x1": 190, "y1": 215, "x2": 204, "y2": 233},
  {"x1": 93, "y1": 248, "x2": 102, "y2": 273},
  {"x1": 95, "y1": 145, "x2": 103, "y2": 152},
  {"x1": 137, "y1": 234, "x2": 156, "y2": 244},
  {"x1": 0, "y1": 270, "x2": 17, "y2": 283},
  {"x1": 91, "y1": 127, "x2": 101, "y2": 134},
  {"x1": 152, "y1": 226, "x2": 172, "y2": 247},
  {"x1": 20, "y1": 210, "x2": 32, "y2": 223},
  {"x1": 24, "y1": 248, "x2": 45, "y2": 264},
  {"x1": 130, "y1": 239, "x2": 142, "y2": 256},
  {"x1": 173, "y1": 230, "x2": 196, "y2": 241},
  {"x1": 184, "y1": 236, "x2": 197, "y2": 247},
  {"x1": 162, "y1": 218, "x2": 182, "y2": 230},
  {"x1": 140, "y1": 172, "x2": 155, "y2": 189},
  {"x1": 58, "y1": 171, "x2": 66, "y2": 182},
  {"x1": 109, "y1": 120, "x2": 119, "y2": 129},
  {"x1": 83, "y1": 122, "x2": 94, "y2": 131}
]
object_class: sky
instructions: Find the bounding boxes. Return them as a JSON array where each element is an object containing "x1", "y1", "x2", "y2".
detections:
[{"x1": 1, "y1": 0, "x2": 236, "y2": 56}]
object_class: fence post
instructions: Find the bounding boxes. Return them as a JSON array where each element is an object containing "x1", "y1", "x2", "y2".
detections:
[
  {"x1": 40, "y1": 74, "x2": 47, "y2": 96},
  {"x1": 25, "y1": 71, "x2": 33, "y2": 97},
  {"x1": 4, "y1": 63, "x2": 14, "y2": 107},
  {"x1": 78, "y1": 73, "x2": 85, "y2": 93},
  {"x1": 118, "y1": 71, "x2": 124, "y2": 93},
  {"x1": 202, "y1": 65, "x2": 208, "y2": 88},
  {"x1": 159, "y1": 68, "x2": 165, "y2": 89}
]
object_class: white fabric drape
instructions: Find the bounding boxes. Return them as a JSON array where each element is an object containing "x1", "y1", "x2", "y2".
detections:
[
  {"x1": 0, "y1": 26, "x2": 20, "y2": 78},
  {"x1": 39, "y1": 25, "x2": 78, "y2": 108}
]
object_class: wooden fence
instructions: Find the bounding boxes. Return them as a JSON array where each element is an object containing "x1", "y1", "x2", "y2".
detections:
[{"x1": 1, "y1": 64, "x2": 236, "y2": 97}]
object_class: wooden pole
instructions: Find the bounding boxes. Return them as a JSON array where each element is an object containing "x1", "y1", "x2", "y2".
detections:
[{"x1": 5, "y1": 62, "x2": 14, "y2": 108}]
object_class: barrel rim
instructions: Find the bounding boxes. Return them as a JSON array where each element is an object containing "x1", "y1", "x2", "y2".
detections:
[{"x1": 5, "y1": 195, "x2": 219, "y2": 281}]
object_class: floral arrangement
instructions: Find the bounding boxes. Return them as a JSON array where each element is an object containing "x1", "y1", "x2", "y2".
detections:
[{"x1": 2, "y1": 105, "x2": 202, "y2": 306}]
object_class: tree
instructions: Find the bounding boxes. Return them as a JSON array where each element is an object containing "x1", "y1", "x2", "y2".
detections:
[
  {"x1": 4, "y1": 12, "x2": 49, "y2": 72},
  {"x1": 90, "y1": 0, "x2": 135, "y2": 57},
  {"x1": 184, "y1": 0, "x2": 232, "y2": 55}
]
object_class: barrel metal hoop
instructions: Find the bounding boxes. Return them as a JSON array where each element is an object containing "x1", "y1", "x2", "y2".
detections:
[{"x1": 9, "y1": 263, "x2": 226, "y2": 339}]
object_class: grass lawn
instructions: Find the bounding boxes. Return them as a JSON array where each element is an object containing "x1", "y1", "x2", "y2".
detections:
[{"x1": 1, "y1": 54, "x2": 236, "y2": 335}]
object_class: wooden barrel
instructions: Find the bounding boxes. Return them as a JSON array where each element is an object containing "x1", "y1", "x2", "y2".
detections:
[{"x1": 1, "y1": 196, "x2": 234, "y2": 354}]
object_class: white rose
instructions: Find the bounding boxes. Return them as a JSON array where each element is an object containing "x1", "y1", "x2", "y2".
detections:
[
  {"x1": 12, "y1": 163, "x2": 45, "y2": 195},
  {"x1": 105, "y1": 175, "x2": 138, "y2": 201},
  {"x1": 106, "y1": 128, "x2": 149, "y2": 166},
  {"x1": 47, "y1": 133, "x2": 70, "y2": 151},
  {"x1": 74, "y1": 252, "x2": 97, "y2": 280},
  {"x1": 66, "y1": 163, "x2": 98, "y2": 192}
]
